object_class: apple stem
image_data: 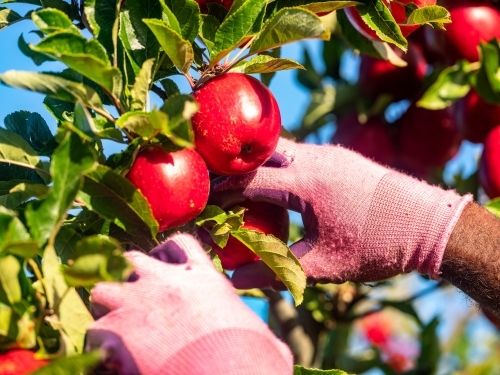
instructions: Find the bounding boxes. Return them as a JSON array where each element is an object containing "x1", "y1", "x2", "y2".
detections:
[
  {"x1": 183, "y1": 72, "x2": 196, "y2": 89},
  {"x1": 225, "y1": 37, "x2": 254, "y2": 70}
]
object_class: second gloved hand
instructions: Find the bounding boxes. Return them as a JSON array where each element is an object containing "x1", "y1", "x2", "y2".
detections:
[{"x1": 211, "y1": 138, "x2": 472, "y2": 288}]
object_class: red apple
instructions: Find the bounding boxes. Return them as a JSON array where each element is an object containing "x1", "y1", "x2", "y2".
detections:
[
  {"x1": 198, "y1": 200, "x2": 289, "y2": 270},
  {"x1": 479, "y1": 126, "x2": 500, "y2": 198},
  {"x1": 424, "y1": 1, "x2": 500, "y2": 62},
  {"x1": 358, "y1": 42, "x2": 427, "y2": 101},
  {"x1": 191, "y1": 73, "x2": 281, "y2": 176},
  {"x1": 345, "y1": 0, "x2": 437, "y2": 42},
  {"x1": 454, "y1": 89, "x2": 500, "y2": 144},
  {"x1": 396, "y1": 105, "x2": 461, "y2": 170},
  {"x1": 408, "y1": 26, "x2": 443, "y2": 65},
  {"x1": 332, "y1": 113, "x2": 396, "y2": 166},
  {"x1": 0, "y1": 349, "x2": 49, "y2": 375},
  {"x1": 126, "y1": 147, "x2": 209, "y2": 232},
  {"x1": 195, "y1": 0, "x2": 234, "y2": 13}
]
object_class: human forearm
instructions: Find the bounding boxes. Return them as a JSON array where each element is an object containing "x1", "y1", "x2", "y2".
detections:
[{"x1": 442, "y1": 202, "x2": 500, "y2": 315}]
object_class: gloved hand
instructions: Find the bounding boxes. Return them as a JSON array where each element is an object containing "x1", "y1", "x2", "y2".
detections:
[
  {"x1": 86, "y1": 234, "x2": 293, "y2": 375},
  {"x1": 211, "y1": 138, "x2": 472, "y2": 289}
]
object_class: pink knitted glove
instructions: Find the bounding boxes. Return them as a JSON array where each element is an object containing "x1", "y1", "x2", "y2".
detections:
[
  {"x1": 86, "y1": 234, "x2": 293, "y2": 375},
  {"x1": 211, "y1": 139, "x2": 472, "y2": 288}
]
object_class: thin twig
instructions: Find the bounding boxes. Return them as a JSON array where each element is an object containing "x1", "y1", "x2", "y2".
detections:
[
  {"x1": 94, "y1": 107, "x2": 116, "y2": 123},
  {"x1": 28, "y1": 259, "x2": 49, "y2": 307}
]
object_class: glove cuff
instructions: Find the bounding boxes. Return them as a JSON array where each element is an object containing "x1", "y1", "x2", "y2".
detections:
[{"x1": 360, "y1": 172, "x2": 473, "y2": 280}]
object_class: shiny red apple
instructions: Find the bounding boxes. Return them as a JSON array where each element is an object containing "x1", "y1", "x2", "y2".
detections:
[
  {"x1": 345, "y1": 0, "x2": 436, "y2": 41},
  {"x1": 0, "y1": 349, "x2": 49, "y2": 375},
  {"x1": 479, "y1": 126, "x2": 500, "y2": 198},
  {"x1": 358, "y1": 42, "x2": 427, "y2": 101},
  {"x1": 126, "y1": 147, "x2": 210, "y2": 232},
  {"x1": 198, "y1": 200, "x2": 289, "y2": 270},
  {"x1": 396, "y1": 105, "x2": 461, "y2": 171},
  {"x1": 454, "y1": 89, "x2": 500, "y2": 144},
  {"x1": 424, "y1": 1, "x2": 500, "y2": 62},
  {"x1": 332, "y1": 113, "x2": 396, "y2": 166},
  {"x1": 191, "y1": 73, "x2": 281, "y2": 176}
]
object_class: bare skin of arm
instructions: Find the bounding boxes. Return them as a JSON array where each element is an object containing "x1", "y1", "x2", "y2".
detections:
[{"x1": 441, "y1": 202, "x2": 500, "y2": 315}]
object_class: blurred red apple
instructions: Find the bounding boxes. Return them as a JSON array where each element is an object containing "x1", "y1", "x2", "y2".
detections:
[
  {"x1": 358, "y1": 42, "x2": 427, "y2": 101},
  {"x1": 396, "y1": 105, "x2": 461, "y2": 171},
  {"x1": 424, "y1": 1, "x2": 500, "y2": 62},
  {"x1": 332, "y1": 113, "x2": 396, "y2": 166},
  {"x1": 0, "y1": 349, "x2": 49, "y2": 375},
  {"x1": 345, "y1": 0, "x2": 437, "y2": 41},
  {"x1": 479, "y1": 126, "x2": 500, "y2": 198},
  {"x1": 454, "y1": 89, "x2": 500, "y2": 144}
]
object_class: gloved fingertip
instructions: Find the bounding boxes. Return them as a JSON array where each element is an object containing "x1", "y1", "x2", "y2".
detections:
[
  {"x1": 231, "y1": 261, "x2": 286, "y2": 291},
  {"x1": 159, "y1": 233, "x2": 212, "y2": 268}
]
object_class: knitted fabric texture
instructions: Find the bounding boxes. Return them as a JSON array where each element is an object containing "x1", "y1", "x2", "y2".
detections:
[
  {"x1": 86, "y1": 234, "x2": 293, "y2": 375},
  {"x1": 212, "y1": 138, "x2": 472, "y2": 286}
]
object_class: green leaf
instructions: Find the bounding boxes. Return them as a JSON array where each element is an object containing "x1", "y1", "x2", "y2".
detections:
[
  {"x1": 0, "y1": 180, "x2": 49, "y2": 209},
  {"x1": 0, "y1": 128, "x2": 48, "y2": 183},
  {"x1": 40, "y1": 0, "x2": 79, "y2": 19},
  {"x1": 355, "y1": 0, "x2": 407, "y2": 51},
  {"x1": 143, "y1": 18, "x2": 194, "y2": 73},
  {"x1": 4, "y1": 110, "x2": 53, "y2": 153},
  {"x1": 485, "y1": 198, "x2": 500, "y2": 218},
  {"x1": 42, "y1": 245, "x2": 94, "y2": 354},
  {"x1": 105, "y1": 137, "x2": 142, "y2": 175},
  {"x1": 116, "y1": 111, "x2": 158, "y2": 138},
  {"x1": 209, "y1": 0, "x2": 267, "y2": 65},
  {"x1": 63, "y1": 235, "x2": 133, "y2": 287},
  {"x1": 294, "y1": 366, "x2": 348, "y2": 375},
  {"x1": 417, "y1": 63, "x2": 471, "y2": 110},
  {"x1": 231, "y1": 55, "x2": 305, "y2": 74},
  {"x1": 54, "y1": 225, "x2": 83, "y2": 264},
  {"x1": 200, "y1": 14, "x2": 220, "y2": 52},
  {"x1": 130, "y1": 58, "x2": 155, "y2": 111},
  {"x1": 165, "y1": 0, "x2": 201, "y2": 42},
  {"x1": 32, "y1": 8, "x2": 80, "y2": 34},
  {"x1": 159, "y1": 78, "x2": 180, "y2": 96},
  {"x1": 31, "y1": 352, "x2": 102, "y2": 375},
  {"x1": 25, "y1": 132, "x2": 97, "y2": 247},
  {"x1": 83, "y1": 0, "x2": 121, "y2": 57},
  {"x1": 0, "y1": 255, "x2": 22, "y2": 305},
  {"x1": 298, "y1": 1, "x2": 360, "y2": 15},
  {"x1": 405, "y1": 5, "x2": 451, "y2": 26},
  {"x1": 160, "y1": 94, "x2": 197, "y2": 147},
  {"x1": 475, "y1": 40, "x2": 500, "y2": 105},
  {"x1": 118, "y1": 0, "x2": 162, "y2": 74},
  {"x1": 18, "y1": 33, "x2": 54, "y2": 66},
  {"x1": 416, "y1": 317, "x2": 440, "y2": 373},
  {"x1": 0, "y1": 7, "x2": 22, "y2": 29},
  {"x1": 231, "y1": 229, "x2": 306, "y2": 305},
  {"x1": 30, "y1": 32, "x2": 123, "y2": 97},
  {"x1": 0, "y1": 71, "x2": 105, "y2": 113},
  {"x1": 249, "y1": 8, "x2": 330, "y2": 55},
  {"x1": 196, "y1": 205, "x2": 245, "y2": 247},
  {"x1": 337, "y1": 8, "x2": 381, "y2": 59},
  {"x1": 77, "y1": 165, "x2": 159, "y2": 239}
]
